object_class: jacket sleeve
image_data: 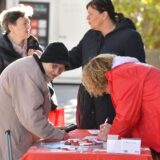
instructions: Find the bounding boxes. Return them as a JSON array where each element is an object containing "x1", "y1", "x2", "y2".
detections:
[
  {"x1": 0, "y1": 56, "x2": 4, "y2": 74},
  {"x1": 108, "y1": 73, "x2": 143, "y2": 137},
  {"x1": 11, "y1": 74, "x2": 65, "y2": 140},
  {"x1": 69, "y1": 40, "x2": 83, "y2": 69},
  {"x1": 124, "y1": 31, "x2": 146, "y2": 63},
  {"x1": 0, "y1": 48, "x2": 6, "y2": 74}
]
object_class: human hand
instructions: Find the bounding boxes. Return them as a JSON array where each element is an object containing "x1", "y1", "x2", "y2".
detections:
[
  {"x1": 27, "y1": 49, "x2": 42, "y2": 57},
  {"x1": 39, "y1": 131, "x2": 69, "y2": 142},
  {"x1": 63, "y1": 133, "x2": 69, "y2": 140},
  {"x1": 97, "y1": 120, "x2": 111, "y2": 141},
  {"x1": 56, "y1": 126, "x2": 65, "y2": 130},
  {"x1": 35, "y1": 50, "x2": 42, "y2": 57}
]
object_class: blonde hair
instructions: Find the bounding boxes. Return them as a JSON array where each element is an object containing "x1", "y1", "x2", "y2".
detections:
[{"x1": 82, "y1": 54, "x2": 115, "y2": 97}]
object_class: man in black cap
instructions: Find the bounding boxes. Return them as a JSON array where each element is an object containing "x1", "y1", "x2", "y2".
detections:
[
  {"x1": 0, "y1": 42, "x2": 69, "y2": 160},
  {"x1": 40, "y1": 42, "x2": 70, "y2": 81}
]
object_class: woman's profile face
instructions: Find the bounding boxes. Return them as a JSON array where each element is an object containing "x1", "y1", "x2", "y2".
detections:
[
  {"x1": 9, "y1": 16, "x2": 31, "y2": 40},
  {"x1": 87, "y1": 6, "x2": 104, "y2": 31}
]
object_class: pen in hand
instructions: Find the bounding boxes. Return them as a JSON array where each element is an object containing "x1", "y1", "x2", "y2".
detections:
[{"x1": 98, "y1": 118, "x2": 111, "y2": 141}]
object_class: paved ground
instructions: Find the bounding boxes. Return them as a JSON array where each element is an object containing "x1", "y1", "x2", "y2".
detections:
[{"x1": 54, "y1": 84, "x2": 79, "y2": 125}]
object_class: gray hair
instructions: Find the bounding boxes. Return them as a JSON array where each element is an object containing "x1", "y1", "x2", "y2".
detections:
[{"x1": 0, "y1": 4, "x2": 33, "y2": 33}]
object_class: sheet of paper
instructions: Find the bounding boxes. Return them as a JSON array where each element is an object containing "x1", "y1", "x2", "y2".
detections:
[
  {"x1": 121, "y1": 139, "x2": 141, "y2": 155},
  {"x1": 87, "y1": 130, "x2": 99, "y2": 135}
]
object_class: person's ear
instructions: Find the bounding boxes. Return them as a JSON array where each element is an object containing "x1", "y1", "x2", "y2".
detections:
[
  {"x1": 8, "y1": 24, "x2": 12, "y2": 32},
  {"x1": 8, "y1": 23, "x2": 16, "y2": 32},
  {"x1": 102, "y1": 11, "x2": 109, "y2": 20}
]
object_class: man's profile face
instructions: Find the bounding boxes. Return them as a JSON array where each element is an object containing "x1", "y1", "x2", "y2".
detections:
[{"x1": 43, "y1": 63, "x2": 65, "y2": 81}]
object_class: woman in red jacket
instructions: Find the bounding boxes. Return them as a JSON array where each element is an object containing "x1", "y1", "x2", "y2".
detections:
[{"x1": 82, "y1": 54, "x2": 160, "y2": 159}]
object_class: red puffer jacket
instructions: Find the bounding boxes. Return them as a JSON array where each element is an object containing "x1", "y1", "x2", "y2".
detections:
[{"x1": 106, "y1": 62, "x2": 160, "y2": 152}]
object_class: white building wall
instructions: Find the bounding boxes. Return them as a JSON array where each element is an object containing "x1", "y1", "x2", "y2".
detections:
[
  {"x1": 6, "y1": 0, "x2": 18, "y2": 8},
  {"x1": 57, "y1": 0, "x2": 89, "y2": 49},
  {"x1": 54, "y1": 0, "x2": 89, "y2": 84}
]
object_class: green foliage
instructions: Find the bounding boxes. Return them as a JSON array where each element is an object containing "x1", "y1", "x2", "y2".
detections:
[{"x1": 112, "y1": 0, "x2": 160, "y2": 49}]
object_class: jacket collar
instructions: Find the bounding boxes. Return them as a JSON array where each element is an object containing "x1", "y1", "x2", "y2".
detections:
[
  {"x1": 33, "y1": 54, "x2": 45, "y2": 74},
  {"x1": 112, "y1": 56, "x2": 139, "y2": 68}
]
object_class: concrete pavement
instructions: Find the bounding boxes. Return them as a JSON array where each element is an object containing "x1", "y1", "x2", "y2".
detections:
[{"x1": 54, "y1": 84, "x2": 79, "y2": 125}]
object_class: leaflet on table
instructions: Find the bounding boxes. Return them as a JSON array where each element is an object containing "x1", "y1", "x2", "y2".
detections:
[{"x1": 106, "y1": 134, "x2": 141, "y2": 155}]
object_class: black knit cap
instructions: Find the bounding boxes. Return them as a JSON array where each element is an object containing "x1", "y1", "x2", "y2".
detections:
[{"x1": 40, "y1": 42, "x2": 70, "y2": 70}]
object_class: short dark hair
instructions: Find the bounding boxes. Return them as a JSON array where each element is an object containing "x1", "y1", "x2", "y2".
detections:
[
  {"x1": 27, "y1": 36, "x2": 42, "y2": 52},
  {"x1": 86, "y1": 0, "x2": 116, "y2": 22}
]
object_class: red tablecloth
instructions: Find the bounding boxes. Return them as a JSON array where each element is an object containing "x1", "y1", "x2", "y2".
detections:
[{"x1": 20, "y1": 129, "x2": 153, "y2": 160}]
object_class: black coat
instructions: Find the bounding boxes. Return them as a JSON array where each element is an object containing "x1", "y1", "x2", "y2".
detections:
[
  {"x1": 69, "y1": 18, "x2": 146, "y2": 129},
  {"x1": 0, "y1": 34, "x2": 22, "y2": 73},
  {"x1": 0, "y1": 34, "x2": 41, "y2": 74}
]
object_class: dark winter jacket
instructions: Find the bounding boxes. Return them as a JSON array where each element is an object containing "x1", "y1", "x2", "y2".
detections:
[
  {"x1": 0, "y1": 34, "x2": 22, "y2": 73},
  {"x1": 0, "y1": 34, "x2": 42, "y2": 74},
  {"x1": 69, "y1": 18, "x2": 145, "y2": 69},
  {"x1": 69, "y1": 18, "x2": 146, "y2": 129}
]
